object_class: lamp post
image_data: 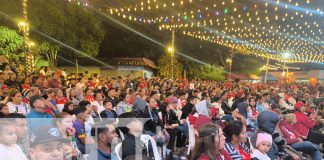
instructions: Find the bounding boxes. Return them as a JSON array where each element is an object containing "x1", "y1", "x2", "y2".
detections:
[
  {"x1": 226, "y1": 58, "x2": 232, "y2": 81},
  {"x1": 264, "y1": 56, "x2": 270, "y2": 83},
  {"x1": 282, "y1": 52, "x2": 291, "y2": 83}
]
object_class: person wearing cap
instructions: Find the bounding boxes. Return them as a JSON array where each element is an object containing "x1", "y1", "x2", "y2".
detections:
[
  {"x1": 26, "y1": 95, "x2": 54, "y2": 135},
  {"x1": 28, "y1": 126, "x2": 68, "y2": 160},
  {"x1": 293, "y1": 101, "x2": 324, "y2": 144},
  {"x1": 251, "y1": 133, "x2": 272, "y2": 160}
]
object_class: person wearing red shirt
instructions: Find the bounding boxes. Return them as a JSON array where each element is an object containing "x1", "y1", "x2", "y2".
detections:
[
  {"x1": 191, "y1": 123, "x2": 232, "y2": 160},
  {"x1": 294, "y1": 101, "x2": 324, "y2": 144},
  {"x1": 54, "y1": 89, "x2": 68, "y2": 112}
]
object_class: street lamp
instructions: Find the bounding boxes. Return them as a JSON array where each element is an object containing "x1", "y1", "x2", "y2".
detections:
[
  {"x1": 282, "y1": 52, "x2": 291, "y2": 83},
  {"x1": 226, "y1": 58, "x2": 232, "y2": 81}
]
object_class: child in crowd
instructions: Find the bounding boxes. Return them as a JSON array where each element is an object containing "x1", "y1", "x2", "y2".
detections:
[
  {"x1": 0, "y1": 103, "x2": 9, "y2": 118},
  {"x1": 100, "y1": 100, "x2": 117, "y2": 120},
  {"x1": 251, "y1": 133, "x2": 272, "y2": 160},
  {"x1": 0, "y1": 121, "x2": 28, "y2": 160}
]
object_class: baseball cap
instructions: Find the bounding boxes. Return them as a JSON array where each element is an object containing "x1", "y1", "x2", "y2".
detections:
[
  {"x1": 294, "y1": 101, "x2": 305, "y2": 110},
  {"x1": 29, "y1": 126, "x2": 68, "y2": 147}
]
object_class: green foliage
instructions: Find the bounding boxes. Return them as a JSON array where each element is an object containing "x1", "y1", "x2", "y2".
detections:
[
  {"x1": 158, "y1": 55, "x2": 183, "y2": 79},
  {"x1": 0, "y1": 0, "x2": 105, "y2": 57},
  {"x1": 0, "y1": 26, "x2": 23, "y2": 61},
  {"x1": 200, "y1": 65, "x2": 225, "y2": 80}
]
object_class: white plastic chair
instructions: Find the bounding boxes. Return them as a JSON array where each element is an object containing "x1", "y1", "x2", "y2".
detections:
[
  {"x1": 187, "y1": 121, "x2": 196, "y2": 155},
  {"x1": 140, "y1": 134, "x2": 161, "y2": 160},
  {"x1": 114, "y1": 143, "x2": 122, "y2": 160}
]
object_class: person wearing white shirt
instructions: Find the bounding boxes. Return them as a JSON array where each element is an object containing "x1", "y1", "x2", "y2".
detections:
[
  {"x1": 91, "y1": 91, "x2": 105, "y2": 115},
  {"x1": 0, "y1": 121, "x2": 28, "y2": 160},
  {"x1": 7, "y1": 90, "x2": 30, "y2": 115}
]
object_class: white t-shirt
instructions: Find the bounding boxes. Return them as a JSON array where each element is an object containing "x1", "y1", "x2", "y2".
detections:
[
  {"x1": 251, "y1": 149, "x2": 271, "y2": 160},
  {"x1": 0, "y1": 144, "x2": 28, "y2": 160},
  {"x1": 91, "y1": 100, "x2": 105, "y2": 114},
  {"x1": 7, "y1": 102, "x2": 30, "y2": 115}
]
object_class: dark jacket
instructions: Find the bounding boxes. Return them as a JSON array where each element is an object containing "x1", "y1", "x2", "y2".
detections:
[
  {"x1": 251, "y1": 111, "x2": 286, "y2": 159},
  {"x1": 181, "y1": 102, "x2": 194, "y2": 119},
  {"x1": 99, "y1": 110, "x2": 117, "y2": 119},
  {"x1": 221, "y1": 101, "x2": 232, "y2": 115},
  {"x1": 143, "y1": 106, "x2": 164, "y2": 133},
  {"x1": 106, "y1": 96, "x2": 119, "y2": 108},
  {"x1": 121, "y1": 133, "x2": 153, "y2": 159}
]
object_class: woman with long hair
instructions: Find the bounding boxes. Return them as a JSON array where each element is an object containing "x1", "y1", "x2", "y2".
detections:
[
  {"x1": 191, "y1": 123, "x2": 231, "y2": 160},
  {"x1": 223, "y1": 120, "x2": 250, "y2": 160}
]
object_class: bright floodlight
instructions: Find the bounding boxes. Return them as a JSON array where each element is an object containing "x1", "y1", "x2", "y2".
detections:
[
  {"x1": 167, "y1": 46, "x2": 174, "y2": 53},
  {"x1": 283, "y1": 52, "x2": 291, "y2": 59}
]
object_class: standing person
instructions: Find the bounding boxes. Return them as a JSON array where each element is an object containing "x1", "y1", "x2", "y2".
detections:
[
  {"x1": 7, "y1": 90, "x2": 30, "y2": 115},
  {"x1": 251, "y1": 133, "x2": 272, "y2": 160},
  {"x1": 89, "y1": 121, "x2": 118, "y2": 160},
  {"x1": 0, "y1": 121, "x2": 28, "y2": 160},
  {"x1": 26, "y1": 95, "x2": 54, "y2": 134},
  {"x1": 293, "y1": 101, "x2": 324, "y2": 144},
  {"x1": 223, "y1": 120, "x2": 250, "y2": 160},
  {"x1": 191, "y1": 123, "x2": 232, "y2": 160},
  {"x1": 73, "y1": 106, "x2": 95, "y2": 154},
  {"x1": 116, "y1": 93, "x2": 132, "y2": 116}
]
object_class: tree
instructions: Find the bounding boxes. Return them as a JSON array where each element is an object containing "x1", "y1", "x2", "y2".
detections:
[
  {"x1": 38, "y1": 42, "x2": 59, "y2": 69},
  {"x1": 0, "y1": 0, "x2": 105, "y2": 58},
  {"x1": 158, "y1": 55, "x2": 183, "y2": 79},
  {"x1": 0, "y1": 26, "x2": 23, "y2": 62}
]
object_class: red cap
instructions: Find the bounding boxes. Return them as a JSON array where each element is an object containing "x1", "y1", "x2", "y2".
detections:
[{"x1": 294, "y1": 101, "x2": 305, "y2": 110}]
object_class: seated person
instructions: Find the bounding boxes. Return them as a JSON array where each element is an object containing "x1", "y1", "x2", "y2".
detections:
[
  {"x1": 119, "y1": 112, "x2": 154, "y2": 159},
  {"x1": 143, "y1": 98, "x2": 169, "y2": 145},
  {"x1": 278, "y1": 113, "x2": 321, "y2": 160},
  {"x1": 100, "y1": 100, "x2": 117, "y2": 120}
]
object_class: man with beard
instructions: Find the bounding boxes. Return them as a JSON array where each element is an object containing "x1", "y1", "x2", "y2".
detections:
[{"x1": 89, "y1": 121, "x2": 118, "y2": 160}]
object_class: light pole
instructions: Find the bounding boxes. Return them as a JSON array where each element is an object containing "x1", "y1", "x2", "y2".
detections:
[
  {"x1": 226, "y1": 58, "x2": 232, "y2": 81},
  {"x1": 282, "y1": 52, "x2": 291, "y2": 83}
]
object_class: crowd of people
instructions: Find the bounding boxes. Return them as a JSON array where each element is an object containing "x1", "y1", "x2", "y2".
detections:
[{"x1": 0, "y1": 66, "x2": 324, "y2": 160}]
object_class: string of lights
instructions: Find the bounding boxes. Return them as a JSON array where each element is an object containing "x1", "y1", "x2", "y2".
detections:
[{"x1": 69, "y1": 0, "x2": 324, "y2": 63}]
